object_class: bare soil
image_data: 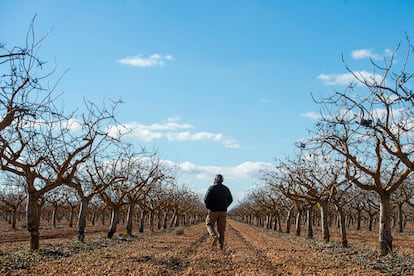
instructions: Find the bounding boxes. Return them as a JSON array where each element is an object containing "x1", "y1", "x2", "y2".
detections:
[{"x1": 1, "y1": 220, "x2": 413, "y2": 275}]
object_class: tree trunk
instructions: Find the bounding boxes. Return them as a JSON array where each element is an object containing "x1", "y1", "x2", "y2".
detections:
[
  {"x1": 336, "y1": 205, "x2": 348, "y2": 247},
  {"x1": 175, "y1": 214, "x2": 180, "y2": 226},
  {"x1": 91, "y1": 211, "x2": 96, "y2": 226},
  {"x1": 163, "y1": 211, "x2": 168, "y2": 229},
  {"x1": 286, "y1": 207, "x2": 293, "y2": 234},
  {"x1": 379, "y1": 194, "x2": 393, "y2": 255},
  {"x1": 149, "y1": 210, "x2": 155, "y2": 232},
  {"x1": 101, "y1": 209, "x2": 106, "y2": 225},
  {"x1": 77, "y1": 197, "x2": 88, "y2": 241},
  {"x1": 157, "y1": 211, "x2": 162, "y2": 230},
  {"x1": 126, "y1": 204, "x2": 134, "y2": 236},
  {"x1": 276, "y1": 211, "x2": 282, "y2": 232},
  {"x1": 169, "y1": 211, "x2": 177, "y2": 228},
  {"x1": 11, "y1": 208, "x2": 17, "y2": 230},
  {"x1": 356, "y1": 209, "x2": 362, "y2": 230},
  {"x1": 68, "y1": 206, "x2": 75, "y2": 228},
  {"x1": 368, "y1": 213, "x2": 374, "y2": 231},
  {"x1": 295, "y1": 210, "x2": 301, "y2": 236},
  {"x1": 397, "y1": 202, "x2": 404, "y2": 233},
  {"x1": 26, "y1": 191, "x2": 41, "y2": 250},
  {"x1": 346, "y1": 214, "x2": 352, "y2": 228},
  {"x1": 265, "y1": 215, "x2": 270, "y2": 229},
  {"x1": 139, "y1": 209, "x2": 146, "y2": 233},
  {"x1": 108, "y1": 207, "x2": 119, "y2": 238},
  {"x1": 319, "y1": 200, "x2": 330, "y2": 242},
  {"x1": 306, "y1": 206, "x2": 313, "y2": 239},
  {"x1": 52, "y1": 205, "x2": 58, "y2": 228}
]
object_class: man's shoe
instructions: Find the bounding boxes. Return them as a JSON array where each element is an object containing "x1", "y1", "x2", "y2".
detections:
[{"x1": 212, "y1": 236, "x2": 218, "y2": 247}]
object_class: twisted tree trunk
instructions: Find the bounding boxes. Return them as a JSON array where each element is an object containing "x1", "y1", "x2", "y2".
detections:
[
  {"x1": 126, "y1": 204, "x2": 134, "y2": 236},
  {"x1": 319, "y1": 200, "x2": 330, "y2": 242},
  {"x1": 26, "y1": 191, "x2": 41, "y2": 250},
  {"x1": 306, "y1": 206, "x2": 313, "y2": 239},
  {"x1": 286, "y1": 206, "x2": 293, "y2": 234},
  {"x1": 379, "y1": 194, "x2": 393, "y2": 255},
  {"x1": 295, "y1": 210, "x2": 301, "y2": 236},
  {"x1": 77, "y1": 197, "x2": 88, "y2": 241},
  {"x1": 108, "y1": 207, "x2": 120, "y2": 238},
  {"x1": 335, "y1": 205, "x2": 347, "y2": 247}
]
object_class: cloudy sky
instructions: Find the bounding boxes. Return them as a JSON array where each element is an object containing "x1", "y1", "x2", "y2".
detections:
[{"x1": 1, "y1": 0, "x2": 413, "y2": 203}]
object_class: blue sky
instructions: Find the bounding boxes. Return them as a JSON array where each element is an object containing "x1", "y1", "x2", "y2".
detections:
[{"x1": 1, "y1": 0, "x2": 413, "y2": 203}]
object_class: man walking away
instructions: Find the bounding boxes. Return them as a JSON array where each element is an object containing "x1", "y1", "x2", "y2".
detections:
[{"x1": 204, "y1": 174, "x2": 233, "y2": 250}]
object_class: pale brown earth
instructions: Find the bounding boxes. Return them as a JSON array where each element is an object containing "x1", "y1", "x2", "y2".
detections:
[{"x1": 1, "y1": 219, "x2": 414, "y2": 275}]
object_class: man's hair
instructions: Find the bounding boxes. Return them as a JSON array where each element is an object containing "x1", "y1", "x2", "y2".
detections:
[{"x1": 214, "y1": 174, "x2": 223, "y2": 184}]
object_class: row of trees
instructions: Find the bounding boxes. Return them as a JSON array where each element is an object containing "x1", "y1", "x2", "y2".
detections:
[
  {"x1": 0, "y1": 17, "x2": 204, "y2": 249},
  {"x1": 231, "y1": 155, "x2": 414, "y2": 247},
  {"x1": 232, "y1": 35, "x2": 414, "y2": 256},
  {"x1": 0, "y1": 173, "x2": 205, "y2": 237}
]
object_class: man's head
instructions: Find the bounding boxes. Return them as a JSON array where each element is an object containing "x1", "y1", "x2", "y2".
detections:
[{"x1": 214, "y1": 174, "x2": 223, "y2": 184}]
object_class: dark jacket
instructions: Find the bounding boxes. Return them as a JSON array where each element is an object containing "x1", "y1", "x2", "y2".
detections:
[{"x1": 204, "y1": 183, "x2": 233, "y2": 212}]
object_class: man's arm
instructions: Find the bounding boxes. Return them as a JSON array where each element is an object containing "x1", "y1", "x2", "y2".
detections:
[
  {"x1": 227, "y1": 188, "x2": 233, "y2": 207},
  {"x1": 204, "y1": 186, "x2": 213, "y2": 209}
]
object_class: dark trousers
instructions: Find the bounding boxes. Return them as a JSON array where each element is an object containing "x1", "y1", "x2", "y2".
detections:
[{"x1": 205, "y1": 210, "x2": 227, "y2": 247}]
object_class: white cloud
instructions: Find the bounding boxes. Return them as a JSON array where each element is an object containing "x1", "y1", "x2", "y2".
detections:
[
  {"x1": 148, "y1": 117, "x2": 192, "y2": 131},
  {"x1": 260, "y1": 98, "x2": 270, "y2": 103},
  {"x1": 106, "y1": 122, "x2": 159, "y2": 141},
  {"x1": 166, "y1": 131, "x2": 240, "y2": 148},
  {"x1": 318, "y1": 71, "x2": 382, "y2": 86},
  {"x1": 222, "y1": 138, "x2": 240, "y2": 149},
  {"x1": 319, "y1": 48, "x2": 394, "y2": 86},
  {"x1": 384, "y1": 48, "x2": 393, "y2": 57},
  {"x1": 106, "y1": 118, "x2": 239, "y2": 148},
  {"x1": 302, "y1": 112, "x2": 322, "y2": 120},
  {"x1": 351, "y1": 49, "x2": 380, "y2": 60},
  {"x1": 167, "y1": 131, "x2": 222, "y2": 142},
  {"x1": 351, "y1": 48, "x2": 393, "y2": 60},
  {"x1": 318, "y1": 72, "x2": 356, "y2": 86},
  {"x1": 174, "y1": 160, "x2": 272, "y2": 180},
  {"x1": 117, "y1": 53, "x2": 174, "y2": 67},
  {"x1": 62, "y1": 118, "x2": 83, "y2": 132}
]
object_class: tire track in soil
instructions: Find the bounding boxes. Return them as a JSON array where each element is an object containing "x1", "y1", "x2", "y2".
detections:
[
  {"x1": 181, "y1": 221, "x2": 282, "y2": 275},
  {"x1": 119, "y1": 224, "x2": 211, "y2": 275},
  {"x1": 228, "y1": 220, "x2": 386, "y2": 275},
  {"x1": 14, "y1": 224, "x2": 212, "y2": 276},
  {"x1": 228, "y1": 222, "x2": 284, "y2": 273}
]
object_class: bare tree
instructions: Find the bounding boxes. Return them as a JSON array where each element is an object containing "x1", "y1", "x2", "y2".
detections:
[
  {"x1": 266, "y1": 153, "x2": 334, "y2": 242},
  {"x1": 44, "y1": 187, "x2": 66, "y2": 228},
  {"x1": 61, "y1": 187, "x2": 79, "y2": 228},
  {"x1": 125, "y1": 150, "x2": 167, "y2": 235},
  {"x1": 67, "y1": 142, "x2": 129, "y2": 241},
  {"x1": 0, "y1": 173, "x2": 26, "y2": 229},
  {"x1": 0, "y1": 16, "x2": 53, "y2": 134},
  {"x1": 308, "y1": 35, "x2": 414, "y2": 255},
  {"x1": 97, "y1": 150, "x2": 135, "y2": 238},
  {"x1": 0, "y1": 17, "x2": 121, "y2": 250},
  {"x1": 392, "y1": 176, "x2": 414, "y2": 233},
  {"x1": 328, "y1": 176, "x2": 360, "y2": 247},
  {"x1": 0, "y1": 100, "x2": 118, "y2": 249}
]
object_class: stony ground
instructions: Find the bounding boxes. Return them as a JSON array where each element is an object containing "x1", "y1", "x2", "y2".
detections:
[{"x1": 1, "y1": 220, "x2": 414, "y2": 275}]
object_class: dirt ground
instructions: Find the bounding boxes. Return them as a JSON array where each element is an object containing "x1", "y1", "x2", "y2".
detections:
[{"x1": 1, "y1": 219, "x2": 414, "y2": 275}]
